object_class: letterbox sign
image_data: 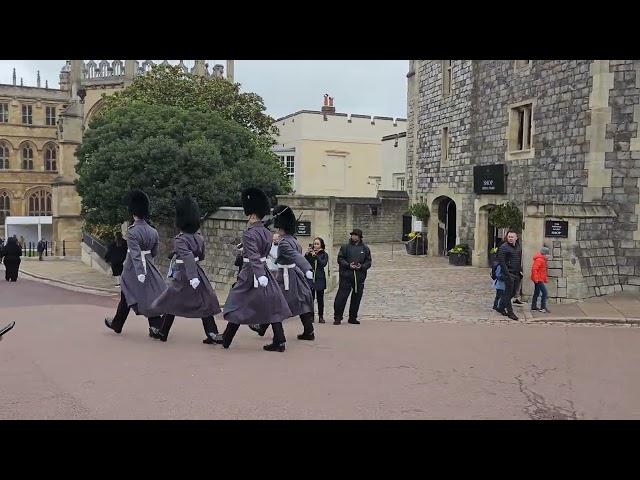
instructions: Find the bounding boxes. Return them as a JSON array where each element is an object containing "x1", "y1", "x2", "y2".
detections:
[
  {"x1": 296, "y1": 221, "x2": 311, "y2": 236},
  {"x1": 473, "y1": 164, "x2": 506, "y2": 194},
  {"x1": 545, "y1": 220, "x2": 569, "y2": 238}
]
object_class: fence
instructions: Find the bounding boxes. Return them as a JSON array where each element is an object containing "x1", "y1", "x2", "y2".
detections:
[{"x1": 82, "y1": 232, "x2": 107, "y2": 259}]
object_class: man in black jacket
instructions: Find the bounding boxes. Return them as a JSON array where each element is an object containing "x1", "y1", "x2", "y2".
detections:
[
  {"x1": 496, "y1": 230, "x2": 521, "y2": 321},
  {"x1": 333, "y1": 229, "x2": 372, "y2": 325}
]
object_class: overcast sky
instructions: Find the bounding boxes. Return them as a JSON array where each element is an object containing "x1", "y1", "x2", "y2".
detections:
[{"x1": 0, "y1": 60, "x2": 408, "y2": 120}]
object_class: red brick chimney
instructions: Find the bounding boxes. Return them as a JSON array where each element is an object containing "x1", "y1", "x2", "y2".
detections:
[{"x1": 321, "y1": 93, "x2": 335, "y2": 113}]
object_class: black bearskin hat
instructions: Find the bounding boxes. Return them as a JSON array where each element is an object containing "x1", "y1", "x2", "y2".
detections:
[
  {"x1": 241, "y1": 188, "x2": 270, "y2": 218},
  {"x1": 127, "y1": 190, "x2": 150, "y2": 219},
  {"x1": 175, "y1": 196, "x2": 201, "y2": 234},
  {"x1": 272, "y1": 205, "x2": 296, "y2": 234}
]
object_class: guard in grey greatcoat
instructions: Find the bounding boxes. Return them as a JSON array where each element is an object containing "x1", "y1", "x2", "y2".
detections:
[
  {"x1": 250, "y1": 205, "x2": 315, "y2": 341},
  {"x1": 104, "y1": 190, "x2": 166, "y2": 337},
  {"x1": 215, "y1": 188, "x2": 292, "y2": 352},
  {"x1": 148, "y1": 197, "x2": 223, "y2": 344}
]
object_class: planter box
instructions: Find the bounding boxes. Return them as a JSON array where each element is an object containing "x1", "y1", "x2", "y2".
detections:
[
  {"x1": 448, "y1": 253, "x2": 468, "y2": 266},
  {"x1": 405, "y1": 238, "x2": 427, "y2": 255}
]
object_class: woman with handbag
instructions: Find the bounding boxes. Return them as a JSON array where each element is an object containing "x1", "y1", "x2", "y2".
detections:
[{"x1": 304, "y1": 237, "x2": 329, "y2": 323}]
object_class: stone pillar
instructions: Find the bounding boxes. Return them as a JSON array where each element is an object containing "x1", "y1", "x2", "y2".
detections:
[
  {"x1": 52, "y1": 100, "x2": 84, "y2": 256},
  {"x1": 193, "y1": 60, "x2": 207, "y2": 76},
  {"x1": 226, "y1": 60, "x2": 234, "y2": 83},
  {"x1": 124, "y1": 60, "x2": 137, "y2": 85},
  {"x1": 70, "y1": 60, "x2": 83, "y2": 99}
]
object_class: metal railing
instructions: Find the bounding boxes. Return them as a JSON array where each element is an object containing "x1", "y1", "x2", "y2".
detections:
[{"x1": 82, "y1": 232, "x2": 107, "y2": 259}]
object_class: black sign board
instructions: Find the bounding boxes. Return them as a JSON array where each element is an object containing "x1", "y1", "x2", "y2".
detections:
[
  {"x1": 296, "y1": 221, "x2": 311, "y2": 236},
  {"x1": 473, "y1": 164, "x2": 506, "y2": 194},
  {"x1": 545, "y1": 220, "x2": 569, "y2": 238}
]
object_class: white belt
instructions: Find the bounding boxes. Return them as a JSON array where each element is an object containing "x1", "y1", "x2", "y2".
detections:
[
  {"x1": 277, "y1": 263, "x2": 296, "y2": 290},
  {"x1": 243, "y1": 257, "x2": 267, "y2": 287},
  {"x1": 128, "y1": 249, "x2": 151, "y2": 274},
  {"x1": 175, "y1": 257, "x2": 199, "y2": 264}
]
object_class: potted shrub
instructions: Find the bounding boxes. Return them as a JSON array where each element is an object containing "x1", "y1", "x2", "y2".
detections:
[
  {"x1": 488, "y1": 202, "x2": 523, "y2": 235},
  {"x1": 408, "y1": 202, "x2": 430, "y2": 227},
  {"x1": 448, "y1": 244, "x2": 470, "y2": 266},
  {"x1": 405, "y1": 231, "x2": 426, "y2": 255}
]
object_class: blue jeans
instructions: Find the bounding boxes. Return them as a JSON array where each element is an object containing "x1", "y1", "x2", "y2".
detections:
[{"x1": 531, "y1": 282, "x2": 548, "y2": 310}]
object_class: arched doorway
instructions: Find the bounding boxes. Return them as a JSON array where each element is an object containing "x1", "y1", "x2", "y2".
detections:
[{"x1": 432, "y1": 196, "x2": 456, "y2": 255}]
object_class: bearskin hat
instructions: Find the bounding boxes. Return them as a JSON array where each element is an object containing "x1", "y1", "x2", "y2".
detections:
[
  {"x1": 272, "y1": 205, "x2": 296, "y2": 234},
  {"x1": 175, "y1": 196, "x2": 201, "y2": 234},
  {"x1": 241, "y1": 188, "x2": 270, "y2": 218},
  {"x1": 127, "y1": 190, "x2": 150, "y2": 219}
]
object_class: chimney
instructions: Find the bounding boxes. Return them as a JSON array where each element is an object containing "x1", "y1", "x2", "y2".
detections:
[{"x1": 321, "y1": 93, "x2": 335, "y2": 114}]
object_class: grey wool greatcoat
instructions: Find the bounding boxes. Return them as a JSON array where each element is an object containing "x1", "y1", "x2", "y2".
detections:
[
  {"x1": 149, "y1": 232, "x2": 221, "y2": 318},
  {"x1": 223, "y1": 221, "x2": 292, "y2": 325},
  {"x1": 275, "y1": 234, "x2": 313, "y2": 317},
  {"x1": 120, "y1": 219, "x2": 167, "y2": 316}
]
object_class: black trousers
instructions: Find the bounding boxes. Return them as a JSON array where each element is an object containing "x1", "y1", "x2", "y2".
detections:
[
  {"x1": 224, "y1": 321, "x2": 286, "y2": 348},
  {"x1": 333, "y1": 279, "x2": 365, "y2": 321},
  {"x1": 500, "y1": 275, "x2": 516, "y2": 314},
  {"x1": 257, "y1": 311, "x2": 313, "y2": 336},
  {"x1": 111, "y1": 291, "x2": 162, "y2": 331},
  {"x1": 159, "y1": 314, "x2": 218, "y2": 340},
  {"x1": 311, "y1": 289, "x2": 325, "y2": 317},
  {"x1": 4, "y1": 259, "x2": 19, "y2": 281}
]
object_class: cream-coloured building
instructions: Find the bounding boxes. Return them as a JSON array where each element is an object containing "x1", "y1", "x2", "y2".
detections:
[
  {"x1": 381, "y1": 131, "x2": 406, "y2": 191},
  {"x1": 0, "y1": 60, "x2": 233, "y2": 254},
  {"x1": 273, "y1": 98, "x2": 406, "y2": 197}
]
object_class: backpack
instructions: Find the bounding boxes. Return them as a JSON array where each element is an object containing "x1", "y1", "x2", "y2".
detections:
[{"x1": 490, "y1": 263, "x2": 498, "y2": 281}]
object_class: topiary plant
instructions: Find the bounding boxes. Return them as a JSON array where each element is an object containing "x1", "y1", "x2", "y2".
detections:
[{"x1": 488, "y1": 202, "x2": 523, "y2": 233}]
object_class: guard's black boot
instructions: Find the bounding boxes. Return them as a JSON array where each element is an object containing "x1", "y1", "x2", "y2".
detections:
[
  {"x1": 348, "y1": 318, "x2": 361, "y2": 325},
  {"x1": 263, "y1": 343, "x2": 286, "y2": 352},
  {"x1": 149, "y1": 327, "x2": 164, "y2": 340},
  {"x1": 203, "y1": 333, "x2": 224, "y2": 344},
  {"x1": 105, "y1": 318, "x2": 121, "y2": 334},
  {"x1": 297, "y1": 332, "x2": 315, "y2": 341}
]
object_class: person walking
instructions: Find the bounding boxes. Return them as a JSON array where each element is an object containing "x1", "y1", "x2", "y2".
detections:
[
  {"x1": 491, "y1": 261, "x2": 505, "y2": 312},
  {"x1": 149, "y1": 197, "x2": 223, "y2": 344},
  {"x1": 531, "y1": 246, "x2": 551, "y2": 313},
  {"x1": 496, "y1": 230, "x2": 521, "y2": 321},
  {"x1": 215, "y1": 188, "x2": 292, "y2": 352},
  {"x1": 37, "y1": 238, "x2": 46, "y2": 261},
  {"x1": 104, "y1": 233, "x2": 128, "y2": 286},
  {"x1": 104, "y1": 190, "x2": 166, "y2": 338},
  {"x1": 305, "y1": 237, "x2": 328, "y2": 323},
  {"x1": 333, "y1": 228, "x2": 372, "y2": 325},
  {"x1": 1, "y1": 236, "x2": 22, "y2": 282}
]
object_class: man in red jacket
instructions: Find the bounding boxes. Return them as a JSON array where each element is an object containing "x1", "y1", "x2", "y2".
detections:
[{"x1": 531, "y1": 246, "x2": 550, "y2": 313}]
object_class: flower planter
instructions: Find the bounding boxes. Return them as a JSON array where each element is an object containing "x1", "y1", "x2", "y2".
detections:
[
  {"x1": 405, "y1": 237, "x2": 427, "y2": 255},
  {"x1": 448, "y1": 253, "x2": 468, "y2": 266}
]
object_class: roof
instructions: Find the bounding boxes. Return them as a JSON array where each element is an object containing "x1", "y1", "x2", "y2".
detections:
[{"x1": 275, "y1": 110, "x2": 407, "y2": 123}]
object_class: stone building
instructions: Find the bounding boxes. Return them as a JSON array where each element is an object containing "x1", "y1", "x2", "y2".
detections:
[
  {"x1": 273, "y1": 96, "x2": 406, "y2": 197},
  {"x1": 406, "y1": 60, "x2": 640, "y2": 302},
  {"x1": 0, "y1": 60, "x2": 234, "y2": 254}
]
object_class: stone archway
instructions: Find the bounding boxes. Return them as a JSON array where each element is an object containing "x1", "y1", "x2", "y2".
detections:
[{"x1": 430, "y1": 195, "x2": 457, "y2": 256}]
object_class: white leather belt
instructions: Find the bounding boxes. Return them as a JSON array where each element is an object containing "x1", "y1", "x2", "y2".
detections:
[
  {"x1": 128, "y1": 249, "x2": 151, "y2": 274},
  {"x1": 175, "y1": 257, "x2": 199, "y2": 263},
  {"x1": 243, "y1": 257, "x2": 267, "y2": 287},
  {"x1": 277, "y1": 263, "x2": 296, "y2": 290}
]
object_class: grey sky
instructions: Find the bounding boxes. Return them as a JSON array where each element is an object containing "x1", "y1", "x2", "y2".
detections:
[{"x1": 0, "y1": 60, "x2": 408, "y2": 120}]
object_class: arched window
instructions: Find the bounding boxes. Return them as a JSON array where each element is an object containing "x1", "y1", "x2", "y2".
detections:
[
  {"x1": 44, "y1": 144, "x2": 57, "y2": 171},
  {"x1": 27, "y1": 189, "x2": 52, "y2": 216},
  {"x1": 21, "y1": 144, "x2": 34, "y2": 170},
  {"x1": 0, "y1": 191, "x2": 10, "y2": 223},
  {"x1": 0, "y1": 142, "x2": 9, "y2": 170}
]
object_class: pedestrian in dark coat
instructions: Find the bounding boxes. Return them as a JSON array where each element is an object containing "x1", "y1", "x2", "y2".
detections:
[
  {"x1": 333, "y1": 228, "x2": 372, "y2": 325},
  {"x1": 250, "y1": 205, "x2": 315, "y2": 341},
  {"x1": 2, "y1": 236, "x2": 22, "y2": 282},
  {"x1": 304, "y1": 237, "x2": 329, "y2": 323},
  {"x1": 37, "y1": 239, "x2": 46, "y2": 261},
  {"x1": 149, "y1": 197, "x2": 223, "y2": 344},
  {"x1": 216, "y1": 188, "x2": 292, "y2": 352},
  {"x1": 104, "y1": 190, "x2": 166, "y2": 337},
  {"x1": 104, "y1": 233, "x2": 127, "y2": 285},
  {"x1": 496, "y1": 230, "x2": 521, "y2": 321}
]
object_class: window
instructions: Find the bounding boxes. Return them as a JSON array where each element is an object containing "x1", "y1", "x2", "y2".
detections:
[
  {"x1": 0, "y1": 103, "x2": 8, "y2": 123},
  {"x1": 44, "y1": 144, "x2": 57, "y2": 171},
  {"x1": 21, "y1": 145, "x2": 34, "y2": 170},
  {"x1": 45, "y1": 106, "x2": 56, "y2": 126},
  {"x1": 0, "y1": 191, "x2": 10, "y2": 223},
  {"x1": 510, "y1": 103, "x2": 533, "y2": 151},
  {"x1": 442, "y1": 60, "x2": 452, "y2": 96},
  {"x1": 397, "y1": 177, "x2": 405, "y2": 190},
  {"x1": 515, "y1": 60, "x2": 531, "y2": 70},
  {"x1": 21, "y1": 105, "x2": 33, "y2": 125},
  {"x1": 281, "y1": 155, "x2": 295, "y2": 182},
  {"x1": 27, "y1": 189, "x2": 52, "y2": 216},
  {"x1": 441, "y1": 127, "x2": 450, "y2": 162},
  {"x1": 0, "y1": 142, "x2": 8, "y2": 169}
]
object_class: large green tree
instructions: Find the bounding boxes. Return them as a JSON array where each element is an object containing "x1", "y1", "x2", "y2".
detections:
[
  {"x1": 98, "y1": 64, "x2": 278, "y2": 149},
  {"x1": 76, "y1": 103, "x2": 290, "y2": 228}
]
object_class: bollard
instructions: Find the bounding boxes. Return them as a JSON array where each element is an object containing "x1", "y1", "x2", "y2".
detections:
[{"x1": 62, "y1": 240, "x2": 66, "y2": 257}]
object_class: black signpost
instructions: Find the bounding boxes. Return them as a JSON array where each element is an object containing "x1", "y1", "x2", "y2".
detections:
[
  {"x1": 545, "y1": 220, "x2": 569, "y2": 238},
  {"x1": 473, "y1": 164, "x2": 506, "y2": 194},
  {"x1": 296, "y1": 221, "x2": 311, "y2": 236}
]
